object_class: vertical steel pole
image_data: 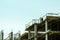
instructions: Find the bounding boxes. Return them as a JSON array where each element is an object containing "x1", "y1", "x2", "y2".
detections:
[
  {"x1": 45, "y1": 20, "x2": 48, "y2": 40},
  {"x1": 34, "y1": 23, "x2": 37, "y2": 40}
]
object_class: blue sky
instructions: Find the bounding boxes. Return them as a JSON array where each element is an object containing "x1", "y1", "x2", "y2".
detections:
[{"x1": 0, "y1": 0, "x2": 60, "y2": 39}]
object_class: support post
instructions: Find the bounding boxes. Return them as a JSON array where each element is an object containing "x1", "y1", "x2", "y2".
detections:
[
  {"x1": 45, "y1": 20, "x2": 48, "y2": 40},
  {"x1": 18, "y1": 31, "x2": 21, "y2": 40},
  {"x1": 28, "y1": 30, "x2": 30, "y2": 40},
  {"x1": 1, "y1": 30, "x2": 4, "y2": 40},
  {"x1": 11, "y1": 31, "x2": 13, "y2": 40},
  {"x1": 34, "y1": 23, "x2": 37, "y2": 40}
]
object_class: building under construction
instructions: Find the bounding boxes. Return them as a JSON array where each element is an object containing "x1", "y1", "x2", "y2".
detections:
[
  {"x1": 5, "y1": 31, "x2": 20, "y2": 40},
  {"x1": 4, "y1": 13, "x2": 60, "y2": 40},
  {"x1": 21, "y1": 13, "x2": 60, "y2": 40}
]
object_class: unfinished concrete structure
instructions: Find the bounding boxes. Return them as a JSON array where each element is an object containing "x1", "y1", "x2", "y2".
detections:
[
  {"x1": 5, "y1": 31, "x2": 13, "y2": 40},
  {"x1": 5, "y1": 31, "x2": 21, "y2": 40},
  {"x1": 20, "y1": 32, "x2": 28, "y2": 40},
  {"x1": 21, "y1": 13, "x2": 60, "y2": 40},
  {"x1": 14, "y1": 32, "x2": 21, "y2": 40}
]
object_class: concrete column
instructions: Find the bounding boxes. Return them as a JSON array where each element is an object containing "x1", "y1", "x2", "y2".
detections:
[
  {"x1": 34, "y1": 23, "x2": 37, "y2": 40},
  {"x1": 28, "y1": 30, "x2": 30, "y2": 40},
  {"x1": 17, "y1": 31, "x2": 21, "y2": 40},
  {"x1": 11, "y1": 31, "x2": 13, "y2": 40},
  {"x1": 1, "y1": 30, "x2": 4, "y2": 40},
  {"x1": 45, "y1": 20, "x2": 48, "y2": 40},
  {"x1": 18, "y1": 33, "x2": 20, "y2": 40}
]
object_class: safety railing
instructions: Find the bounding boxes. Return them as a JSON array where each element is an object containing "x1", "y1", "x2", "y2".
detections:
[{"x1": 25, "y1": 19, "x2": 39, "y2": 29}]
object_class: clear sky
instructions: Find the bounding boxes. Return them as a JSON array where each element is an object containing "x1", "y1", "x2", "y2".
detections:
[{"x1": 0, "y1": 0, "x2": 60, "y2": 39}]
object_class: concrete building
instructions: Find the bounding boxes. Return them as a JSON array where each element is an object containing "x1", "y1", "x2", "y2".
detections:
[
  {"x1": 21, "y1": 13, "x2": 60, "y2": 40},
  {"x1": 5, "y1": 13, "x2": 60, "y2": 40}
]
